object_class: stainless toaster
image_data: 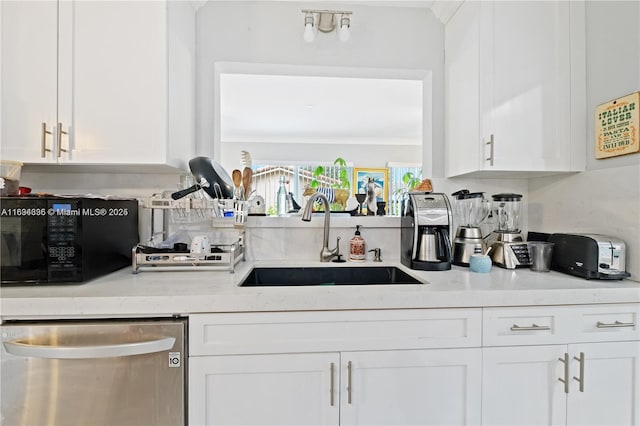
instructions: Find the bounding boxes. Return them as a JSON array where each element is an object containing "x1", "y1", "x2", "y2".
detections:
[{"x1": 548, "y1": 233, "x2": 631, "y2": 280}]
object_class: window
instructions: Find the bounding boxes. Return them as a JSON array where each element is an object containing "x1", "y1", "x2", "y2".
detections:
[{"x1": 251, "y1": 163, "x2": 420, "y2": 216}]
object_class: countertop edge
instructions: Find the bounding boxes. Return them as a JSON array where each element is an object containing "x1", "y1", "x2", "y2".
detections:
[{"x1": 1, "y1": 262, "x2": 639, "y2": 321}]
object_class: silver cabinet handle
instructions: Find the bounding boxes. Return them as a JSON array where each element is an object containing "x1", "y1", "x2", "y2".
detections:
[
  {"x1": 57, "y1": 122, "x2": 68, "y2": 157},
  {"x1": 347, "y1": 360, "x2": 353, "y2": 404},
  {"x1": 3, "y1": 337, "x2": 175, "y2": 359},
  {"x1": 573, "y1": 352, "x2": 585, "y2": 392},
  {"x1": 485, "y1": 134, "x2": 494, "y2": 166},
  {"x1": 41, "y1": 122, "x2": 52, "y2": 157},
  {"x1": 330, "y1": 362, "x2": 335, "y2": 407},
  {"x1": 558, "y1": 352, "x2": 569, "y2": 394},
  {"x1": 510, "y1": 324, "x2": 551, "y2": 331},
  {"x1": 596, "y1": 320, "x2": 635, "y2": 328}
]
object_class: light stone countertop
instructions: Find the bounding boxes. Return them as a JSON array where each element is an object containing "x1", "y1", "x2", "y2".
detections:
[{"x1": 1, "y1": 260, "x2": 639, "y2": 321}]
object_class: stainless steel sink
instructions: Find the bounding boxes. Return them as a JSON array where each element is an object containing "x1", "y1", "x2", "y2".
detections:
[{"x1": 239, "y1": 266, "x2": 424, "y2": 287}]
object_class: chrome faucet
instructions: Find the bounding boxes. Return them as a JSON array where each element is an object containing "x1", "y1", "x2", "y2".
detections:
[{"x1": 301, "y1": 192, "x2": 339, "y2": 262}]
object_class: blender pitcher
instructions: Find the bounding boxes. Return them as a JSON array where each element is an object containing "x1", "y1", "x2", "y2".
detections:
[
  {"x1": 451, "y1": 190, "x2": 490, "y2": 227},
  {"x1": 492, "y1": 193, "x2": 523, "y2": 232}
]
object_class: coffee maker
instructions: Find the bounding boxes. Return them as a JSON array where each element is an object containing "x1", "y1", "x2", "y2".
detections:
[
  {"x1": 401, "y1": 192, "x2": 453, "y2": 271},
  {"x1": 451, "y1": 190, "x2": 490, "y2": 266},
  {"x1": 486, "y1": 193, "x2": 531, "y2": 269}
]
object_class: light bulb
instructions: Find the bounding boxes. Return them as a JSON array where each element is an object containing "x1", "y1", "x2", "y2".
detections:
[
  {"x1": 338, "y1": 15, "x2": 350, "y2": 42},
  {"x1": 303, "y1": 23, "x2": 315, "y2": 43}
]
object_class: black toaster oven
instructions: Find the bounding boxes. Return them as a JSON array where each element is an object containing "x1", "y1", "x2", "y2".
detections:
[{"x1": 548, "y1": 233, "x2": 631, "y2": 280}]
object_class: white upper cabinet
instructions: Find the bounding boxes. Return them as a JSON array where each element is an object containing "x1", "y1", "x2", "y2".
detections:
[
  {"x1": 445, "y1": 0, "x2": 586, "y2": 177},
  {"x1": 1, "y1": 1, "x2": 58, "y2": 162},
  {"x1": 1, "y1": 1, "x2": 194, "y2": 170}
]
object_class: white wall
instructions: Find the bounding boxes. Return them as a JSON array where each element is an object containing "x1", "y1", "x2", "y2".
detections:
[
  {"x1": 529, "y1": 1, "x2": 640, "y2": 280},
  {"x1": 195, "y1": 2, "x2": 446, "y2": 176}
]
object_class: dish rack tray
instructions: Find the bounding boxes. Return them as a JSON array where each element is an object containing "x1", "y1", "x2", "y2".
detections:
[{"x1": 132, "y1": 239, "x2": 244, "y2": 273}]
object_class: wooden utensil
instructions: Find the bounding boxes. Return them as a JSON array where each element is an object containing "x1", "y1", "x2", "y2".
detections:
[
  {"x1": 232, "y1": 169, "x2": 242, "y2": 199},
  {"x1": 242, "y1": 167, "x2": 252, "y2": 200}
]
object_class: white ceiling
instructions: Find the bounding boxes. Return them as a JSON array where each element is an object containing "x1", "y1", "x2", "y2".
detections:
[{"x1": 220, "y1": 73, "x2": 424, "y2": 146}]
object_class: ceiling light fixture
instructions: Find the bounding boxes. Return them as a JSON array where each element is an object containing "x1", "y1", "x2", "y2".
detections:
[{"x1": 302, "y1": 9, "x2": 352, "y2": 43}]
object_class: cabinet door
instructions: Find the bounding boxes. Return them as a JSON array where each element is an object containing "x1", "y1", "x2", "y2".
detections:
[
  {"x1": 567, "y1": 342, "x2": 640, "y2": 426},
  {"x1": 189, "y1": 353, "x2": 340, "y2": 426},
  {"x1": 482, "y1": 345, "x2": 567, "y2": 426},
  {"x1": 1, "y1": 0, "x2": 58, "y2": 162},
  {"x1": 445, "y1": 0, "x2": 482, "y2": 177},
  {"x1": 60, "y1": 1, "x2": 167, "y2": 164},
  {"x1": 484, "y1": 1, "x2": 572, "y2": 172},
  {"x1": 341, "y1": 348, "x2": 481, "y2": 426}
]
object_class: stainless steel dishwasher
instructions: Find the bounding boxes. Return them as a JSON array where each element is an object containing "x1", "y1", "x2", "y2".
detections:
[{"x1": 1, "y1": 318, "x2": 186, "y2": 426}]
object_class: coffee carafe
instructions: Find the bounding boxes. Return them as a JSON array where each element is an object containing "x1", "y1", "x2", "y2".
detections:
[
  {"x1": 401, "y1": 192, "x2": 453, "y2": 271},
  {"x1": 451, "y1": 190, "x2": 490, "y2": 266},
  {"x1": 486, "y1": 193, "x2": 531, "y2": 269}
]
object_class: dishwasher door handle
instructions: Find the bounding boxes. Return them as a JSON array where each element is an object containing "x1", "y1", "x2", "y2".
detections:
[{"x1": 3, "y1": 337, "x2": 175, "y2": 359}]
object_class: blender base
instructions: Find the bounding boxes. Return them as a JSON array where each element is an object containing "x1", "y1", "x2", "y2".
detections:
[
  {"x1": 486, "y1": 231, "x2": 531, "y2": 269},
  {"x1": 452, "y1": 226, "x2": 488, "y2": 267}
]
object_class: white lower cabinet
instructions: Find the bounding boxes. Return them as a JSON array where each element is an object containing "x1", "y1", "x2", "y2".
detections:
[
  {"x1": 566, "y1": 342, "x2": 640, "y2": 426},
  {"x1": 341, "y1": 349, "x2": 481, "y2": 426},
  {"x1": 188, "y1": 309, "x2": 482, "y2": 426},
  {"x1": 482, "y1": 345, "x2": 568, "y2": 425},
  {"x1": 188, "y1": 304, "x2": 638, "y2": 426},
  {"x1": 189, "y1": 348, "x2": 481, "y2": 426},
  {"x1": 482, "y1": 304, "x2": 640, "y2": 426},
  {"x1": 189, "y1": 352, "x2": 340, "y2": 426}
]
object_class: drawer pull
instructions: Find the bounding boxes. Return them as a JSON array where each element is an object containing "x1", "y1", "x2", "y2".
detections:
[
  {"x1": 347, "y1": 361, "x2": 353, "y2": 404},
  {"x1": 485, "y1": 134, "x2": 494, "y2": 166},
  {"x1": 41, "y1": 122, "x2": 53, "y2": 157},
  {"x1": 330, "y1": 363, "x2": 335, "y2": 407},
  {"x1": 57, "y1": 122, "x2": 68, "y2": 157},
  {"x1": 510, "y1": 324, "x2": 551, "y2": 332},
  {"x1": 558, "y1": 352, "x2": 569, "y2": 394},
  {"x1": 596, "y1": 320, "x2": 635, "y2": 329},
  {"x1": 573, "y1": 352, "x2": 585, "y2": 392}
]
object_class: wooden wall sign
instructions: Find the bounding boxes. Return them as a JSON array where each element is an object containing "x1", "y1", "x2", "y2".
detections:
[{"x1": 595, "y1": 91, "x2": 639, "y2": 159}]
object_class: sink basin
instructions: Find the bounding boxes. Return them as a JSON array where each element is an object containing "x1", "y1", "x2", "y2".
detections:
[{"x1": 239, "y1": 266, "x2": 423, "y2": 287}]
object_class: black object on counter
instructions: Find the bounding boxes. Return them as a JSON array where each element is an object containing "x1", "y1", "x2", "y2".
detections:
[
  {"x1": 136, "y1": 244, "x2": 190, "y2": 254},
  {"x1": 548, "y1": 233, "x2": 630, "y2": 280},
  {"x1": 527, "y1": 231, "x2": 551, "y2": 242},
  {"x1": 171, "y1": 157, "x2": 234, "y2": 200}
]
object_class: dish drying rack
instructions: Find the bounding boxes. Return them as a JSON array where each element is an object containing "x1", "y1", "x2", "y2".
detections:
[
  {"x1": 132, "y1": 239, "x2": 244, "y2": 273},
  {"x1": 133, "y1": 195, "x2": 246, "y2": 273}
]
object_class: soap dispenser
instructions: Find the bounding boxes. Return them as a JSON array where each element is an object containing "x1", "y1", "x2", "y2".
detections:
[{"x1": 349, "y1": 225, "x2": 366, "y2": 262}]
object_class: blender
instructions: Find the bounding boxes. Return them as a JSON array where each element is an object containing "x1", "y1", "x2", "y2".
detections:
[
  {"x1": 486, "y1": 193, "x2": 531, "y2": 269},
  {"x1": 451, "y1": 190, "x2": 490, "y2": 266}
]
